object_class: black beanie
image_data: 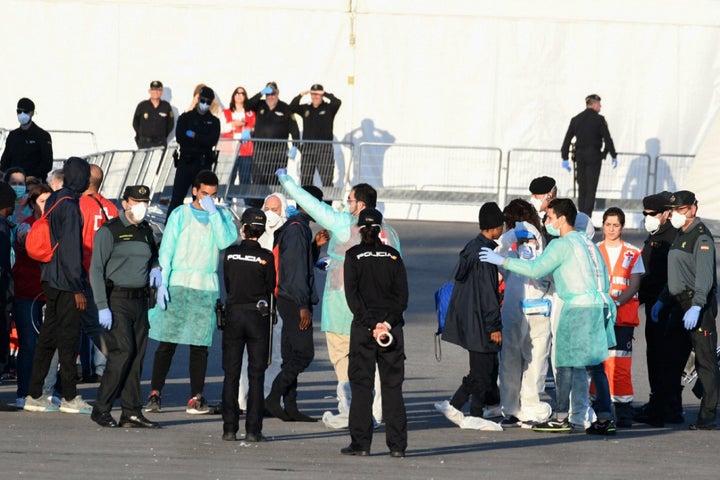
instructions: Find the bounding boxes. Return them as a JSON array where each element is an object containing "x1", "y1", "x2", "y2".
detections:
[
  {"x1": 478, "y1": 202, "x2": 504, "y2": 229},
  {"x1": 0, "y1": 182, "x2": 17, "y2": 210}
]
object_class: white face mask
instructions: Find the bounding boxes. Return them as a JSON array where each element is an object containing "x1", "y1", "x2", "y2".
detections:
[
  {"x1": 18, "y1": 112, "x2": 31, "y2": 125},
  {"x1": 129, "y1": 203, "x2": 148, "y2": 222},
  {"x1": 670, "y1": 212, "x2": 686, "y2": 229},
  {"x1": 644, "y1": 215, "x2": 661, "y2": 234},
  {"x1": 264, "y1": 209, "x2": 282, "y2": 228},
  {"x1": 529, "y1": 196, "x2": 543, "y2": 213}
]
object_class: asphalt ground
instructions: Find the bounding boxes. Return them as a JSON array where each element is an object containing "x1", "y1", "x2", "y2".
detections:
[{"x1": 2, "y1": 220, "x2": 720, "y2": 480}]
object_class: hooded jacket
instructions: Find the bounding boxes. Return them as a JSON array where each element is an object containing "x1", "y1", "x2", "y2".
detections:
[{"x1": 40, "y1": 156, "x2": 90, "y2": 293}]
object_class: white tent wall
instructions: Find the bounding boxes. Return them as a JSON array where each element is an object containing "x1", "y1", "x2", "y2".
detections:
[{"x1": 2, "y1": 0, "x2": 720, "y2": 221}]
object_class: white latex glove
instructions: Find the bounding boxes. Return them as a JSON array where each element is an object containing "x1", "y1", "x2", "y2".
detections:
[
  {"x1": 99, "y1": 308, "x2": 113, "y2": 329},
  {"x1": 478, "y1": 247, "x2": 505, "y2": 266},
  {"x1": 157, "y1": 284, "x2": 170, "y2": 310},
  {"x1": 149, "y1": 267, "x2": 162, "y2": 287},
  {"x1": 199, "y1": 195, "x2": 218, "y2": 214},
  {"x1": 683, "y1": 306, "x2": 701, "y2": 330}
]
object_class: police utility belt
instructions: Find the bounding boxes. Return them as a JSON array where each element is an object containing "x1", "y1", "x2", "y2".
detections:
[
  {"x1": 174, "y1": 150, "x2": 218, "y2": 167},
  {"x1": 216, "y1": 299, "x2": 270, "y2": 330},
  {"x1": 673, "y1": 287, "x2": 717, "y2": 310}
]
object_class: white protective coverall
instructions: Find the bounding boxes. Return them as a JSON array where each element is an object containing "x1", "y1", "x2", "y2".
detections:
[
  {"x1": 238, "y1": 193, "x2": 288, "y2": 410},
  {"x1": 496, "y1": 221, "x2": 553, "y2": 423},
  {"x1": 278, "y1": 173, "x2": 401, "y2": 428}
]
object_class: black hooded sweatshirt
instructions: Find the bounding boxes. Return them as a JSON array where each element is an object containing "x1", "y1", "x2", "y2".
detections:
[{"x1": 40, "y1": 156, "x2": 90, "y2": 293}]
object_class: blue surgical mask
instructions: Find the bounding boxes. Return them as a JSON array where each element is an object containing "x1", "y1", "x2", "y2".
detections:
[
  {"x1": 11, "y1": 185, "x2": 26, "y2": 197},
  {"x1": 545, "y1": 219, "x2": 560, "y2": 237},
  {"x1": 286, "y1": 205, "x2": 299, "y2": 218},
  {"x1": 18, "y1": 113, "x2": 31, "y2": 125},
  {"x1": 197, "y1": 102, "x2": 210, "y2": 113}
]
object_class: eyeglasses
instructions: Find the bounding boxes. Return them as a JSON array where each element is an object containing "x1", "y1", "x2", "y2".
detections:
[
  {"x1": 347, "y1": 198, "x2": 357, "y2": 204},
  {"x1": 642, "y1": 211, "x2": 660, "y2": 217},
  {"x1": 16, "y1": 109, "x2": 31, "y2": 114},
  {"x1": 235, "y1": 91, "x2": 246, "y2": 96},
  {"x1": 198, "y1": 98, "x2": 211, "y2": 105}
]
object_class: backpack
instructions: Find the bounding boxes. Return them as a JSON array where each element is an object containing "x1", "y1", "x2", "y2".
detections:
[{"x1": 26, "y1": 196, "x2": 72, "y2": 263}]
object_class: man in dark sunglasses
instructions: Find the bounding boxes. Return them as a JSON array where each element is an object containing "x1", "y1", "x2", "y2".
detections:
[
  {"x1": 167, "y1": 86, "x2": 220, "y2": 218},
  {"x1": 0, "y1": 97, "x2": 53, "y2": 182}
]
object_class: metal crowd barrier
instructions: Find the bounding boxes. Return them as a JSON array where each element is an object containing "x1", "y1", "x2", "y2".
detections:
[
  {"x1": 48, "y1": 129, "x2": 98, "y2": 160},
  {"x1": 354, "y1": 143, "x2": 503, "y2": 205},
  {"x1": 0, "y1": 128, "x2": 8, "y2": 158},
  {"x1": 216, "y1": 138, "x2": 353, "y2": 204},
  {"x1": 655, "y1": 154, "x2": 694, "y2": 193}
]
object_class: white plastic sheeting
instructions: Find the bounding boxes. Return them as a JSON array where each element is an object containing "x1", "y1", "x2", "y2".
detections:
[{"x1": 1, "y1": 0, "x2": 720, "y2": 214}]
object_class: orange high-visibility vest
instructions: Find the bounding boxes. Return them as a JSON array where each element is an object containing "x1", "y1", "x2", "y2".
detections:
[{"x1": 598, "y1": 241, "x2": 641, "y2": 327}]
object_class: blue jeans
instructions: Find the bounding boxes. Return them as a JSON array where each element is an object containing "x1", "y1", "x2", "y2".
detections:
[
  {"x1": 13, "y1": 298, "x2": 44, "y2": 398},
  {"x1": 555, "y1": 364, "x2": 613, "y2": 421}
]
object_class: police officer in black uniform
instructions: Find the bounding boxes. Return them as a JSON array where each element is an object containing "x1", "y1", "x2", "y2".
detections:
[
  {"x1": 1, "y1": 97, "x2": 53, "y2": 181},
  {"x1": 560, "y1": 94, "x2": 617, "y2": 216},
  {"x1": 220, "y1": 208, "x2": 276, "y2": 442},
  {"x1": 132, "y1": 80, "x2": 175, "y2": 148},
  {"x1": 289, "y1": 84, "x2": 342, "y2": 187},
  {"x1": 342, "y1": 208, "x2": 408, "y2": 458},
  {"x1": 89, "y1": 185, "x2": 161, "y2": 428},
  {"x1": 634, "y1": 192, "x2": 684, "y2": 427},
  {"x1": 245, "y1": 82, "x2": 300, "y2": 190},
  {"x1": 167, "y1": 85, "x2": 221, "y2": 218},
  {"x1": 652, "y1": 190, "x2": 719, "y2": 430}
]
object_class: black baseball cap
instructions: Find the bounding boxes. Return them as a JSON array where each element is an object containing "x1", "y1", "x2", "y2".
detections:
[
  {"x1": 241, "y1": 207, "x2": 266, "y2": 226},
  {"x1": 150, "y1": 80, "x2": 163, "y2": 90},
  {"x1": 358, "y1": 208, "x2": 383, "y2": 228}
]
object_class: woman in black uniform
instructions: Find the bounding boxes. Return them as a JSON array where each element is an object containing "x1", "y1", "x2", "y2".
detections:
[{"x1": 342, "y1": 208, "x2": 408, "y2": 458}]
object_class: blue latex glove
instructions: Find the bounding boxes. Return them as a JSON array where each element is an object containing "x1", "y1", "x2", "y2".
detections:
[
  {"x1": 315, "y1": 256, "x2": 331, "y2": 272},
  {"x1": 98, "y1": 308, "x2": 112, "y2": 330},
  {"x1": 157, "y1": 285, "x2": 169, "y2": 310},
  {"x1": 683, "y1": 306, "x2": 701, "y2": 330},
  {"x1": 286, "y1": 205, "x2": 299, "y2": 218},
  {"x1": 611, "y1": 157, "x2": 618, "y2": 168},
  {"x1": 199, "y1": 195, "x2": 218, "y2": 214},
  {"x1": 185, "y1": 129, "x2": 195, "y2": 138},
  {"x1": 478, "y1": 247, "x2": 505, "y2": 266},
  {"x1": 240, "y1": 129, "x2": 251, "y2": 142},
  {"x1": 562, "y1": 160, "x2": 571, "y2": 172},
  {"x1": 288, "y1": 146, "x2": 298, "y2": 160},
  {"x1": 149, "y1": 267, "x2": 162, "y2": 288},
  {"x1": 276, "y1": 168, "x2": 287, "y2": 177},
  {"x1": 518, "y1": 244, "x2": 535, "y2": 260},
  {"x1": 261, "y1": 86, "x2": 274, "y2": 95},
  {"x1": 650, "y1": 300, "x2": 663, "y2": 323}
]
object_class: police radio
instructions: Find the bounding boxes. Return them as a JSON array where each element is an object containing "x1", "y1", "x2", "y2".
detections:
[{"x1": 215, "y1": 299, "x2": 226, "y2": 330}]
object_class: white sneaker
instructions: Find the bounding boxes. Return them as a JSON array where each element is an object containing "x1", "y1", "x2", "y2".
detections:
[
  {"x1": 59, "y1": 395, "x2": 92, "y2": 414},
  {"x1": 23, "y1": 395, "x2": 59, "y2": 412}
]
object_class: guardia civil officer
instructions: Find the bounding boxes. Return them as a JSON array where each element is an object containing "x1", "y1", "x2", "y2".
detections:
[
  {"x1": 560, "y1": 94, "x2": 617, "y2": 216},
  {"x1": 221, "y1": 208, "x2": 275, "y2": 443},
  {"x1": 132, "y1": 80, "x2": 175, "y2": 148},
  {"x1": 652, "y1": 190, "x2": 719, "y2": 430},
  {"x1": 342, "y1": 208, "x2": 408, "y2": 458},
  {"x1": 89, "y1": 185, "x2": 162, "y2": 428}
]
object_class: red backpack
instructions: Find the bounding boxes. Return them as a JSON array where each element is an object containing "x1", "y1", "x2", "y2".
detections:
[{"x1": 26, "y1": 196, "x2": 72, "y2": 263}]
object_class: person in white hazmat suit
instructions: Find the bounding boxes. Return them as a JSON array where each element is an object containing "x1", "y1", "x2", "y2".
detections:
[
  {"x1": 480, "y1": 198, "x2": 617, "y2": 435},
  {"x1": 276, "y1": 169, "x2": 400, "y2": 428},
  {"x1": 237, "y1": 193, "x2": 288, "y2": 411},
  {"x1": 494, "y1": 205, "x2": 553, "y2": 428}
]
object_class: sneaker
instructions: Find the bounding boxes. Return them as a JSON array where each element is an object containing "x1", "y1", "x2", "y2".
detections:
[
  {"x1": 23, "y1": 395, "x2": 59, "y2": 413},
  {"x1": 586, "y1": 419, "x2": 617, "y2": 436},
  {"x1": 59, "y1": 395, "x2": 93, "y2": 414},
  {"x1": 499, "y1": 415, "x2": 522, "y2": 428},
  {"x1": 186, "y1": 394, "x2": 210, "y2": 415},
  {"x1": 532, "y1": 418, "x2": 571, "y2": 433},
  {"x1": 144, "y1": 391, "x2": 162, "y2": 413}
]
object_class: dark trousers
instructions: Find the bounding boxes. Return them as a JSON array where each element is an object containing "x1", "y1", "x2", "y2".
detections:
[
  {"x1": 252, "y1": 144, "x2": 285, "y2": 187},
  {"x1": 645, "y1": 301, "x2": 690, "y2": 417},
  {"x1": 688, "y1": 297, "x2": 719, "y2": 423},
  {"x1": 575, "y1": 152, "x2": 603, "y2": 215},
  {"x1": 94, "y1": 296, "x2": 149, "y2": 415},
  {"x1": 300, "y1": 143, "x2": 334, "y2": 187},
  {"x1": 221, "y1": 306, "x2": 270, "y2": 435},
  {"x1": 348, "y1": 322, "x2": 407, "y2": 453},
  {"x1": 28, "y1": 284, "x2": 82, "y2": 401},
  {"x1": 167, "y1": 161, "x2": 207, "y2": 219},
  {"x1": 150, "y1": 341, "x2": 209, "y2": 397},
  {"x1": 268, "y1": 297, "x2": 314, "y2": 411},
  {"x1": 451, "y1": 350, "x2": 500, "y2": 417}
]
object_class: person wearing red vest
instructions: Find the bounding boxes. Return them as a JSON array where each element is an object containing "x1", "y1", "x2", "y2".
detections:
[
  {"x1": 596, "y1": 207, "x2": 645, "y2": 428},
  {"x1": 220, "y1": 86, "x2": 256, "y2": 199}
]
